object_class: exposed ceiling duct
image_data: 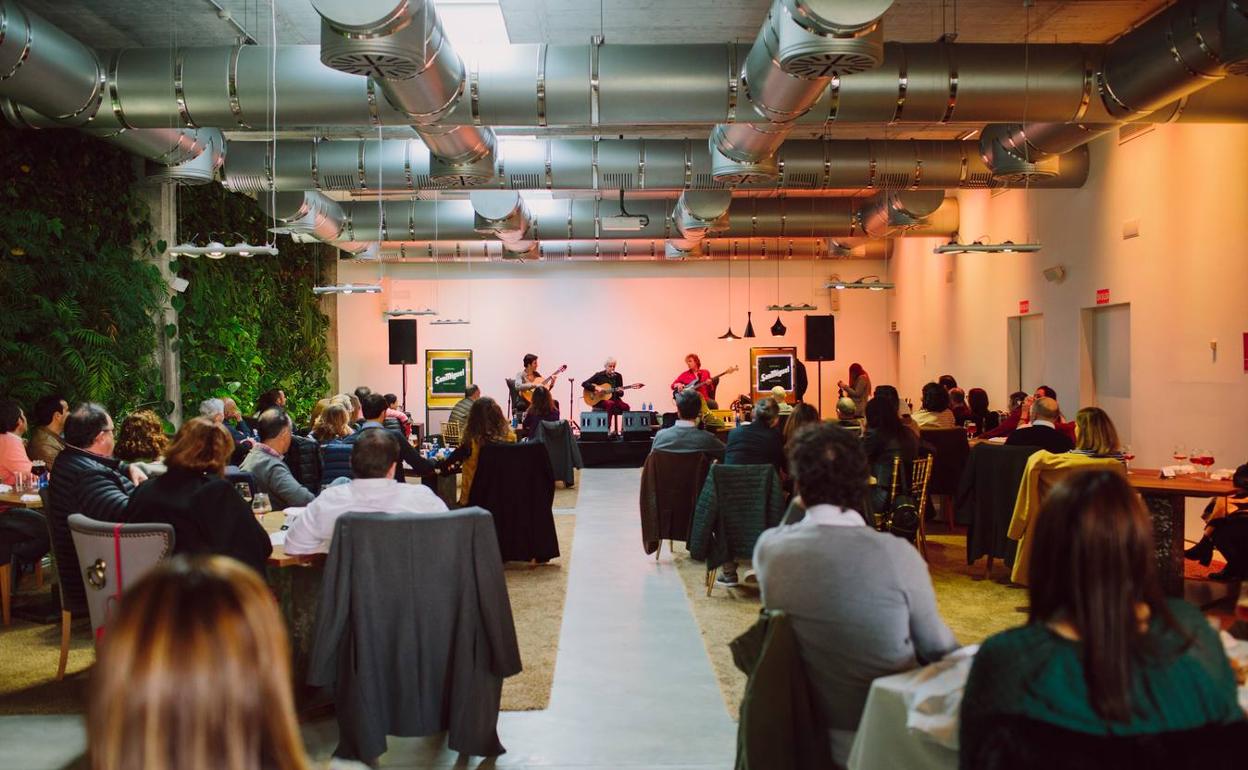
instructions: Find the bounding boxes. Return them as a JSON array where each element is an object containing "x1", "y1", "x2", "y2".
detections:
[
  {"x1": 311, "y1": 0, "x2": 496, "y2": 186},
  {"x1": 709, "y1": 0, "x2": 894, "y2": 183},
  {"x1": 353, "y1": 237, "x2": 888, "y2": 263},
  {"x1": 669, "y1": 191, "x2": 733, "y2": 254},
  {"x1": 258, "y1": 191, "x2": 348, "y2": 243},
  {"x1": 858, "y1": 190, "x2": 947, "y2": 238},
  {"x1": 220, "y1": 137, "x2": 1089, "y2": 194},
  {"x1": 470, "y1": 190, "x2": 535, "y2": 258},
  {"x1": 980, "y1": 0, "x2": 1248, "y2": 180}
]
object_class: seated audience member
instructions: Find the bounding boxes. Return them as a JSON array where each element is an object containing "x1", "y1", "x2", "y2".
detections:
[
  {"x1": 448, "y1": 384, "x2": 480, "y2": 428},
  {"x1": 240, "y1": 408, "x2": 315, "y2": 510},
  {"x1": 311, "y1": 403, "x2": 354, "y2": 444},
  {"x1": 980, "y1": 390, "x2": 1028, "y2": 439},
  {"x1": 960, "y1": 471, "x2": 1243, "y2": 760},
  {"x1": 725, "y1": 397, "x2": 785, "y2": 472},
  {"x1": 284, "y1": 429, "x2": 448, "y2": 555},
  {"x1": 1032, "y1": 384, "x2": 1077, "y2": 442},
  {"x1": 26, "y1": 393, "x2": 68, "y2": 465},
  {"x1": 770, "y1": 385, "x2": 794, "y2": 415},
  {"x1": 0, "y1": 399, "x2": 32, "y2": 485},
  {"x1": 1070, "y1": 406, "x2": 1125, "y2": 462},
  {"x1": 873, "y1": 384, "x2": 920, "y2": 437},
  {"x1": 112, "y1": 409, "x2": 169, "y2": 477},
  {"x1": 125, "y1": 418, "x2": 271, "y2": 572},
  {"x1": 222, "y1": 396, "x2": 255, "y2": 442},
  {"x1": 966, "y1": 387, "x2": 1000, "y2": 435},
  {"x1": 521, "y1": 386, "x2": 561, "y2": 435},
  {"x1": 307, "y1": 398, "x2": 331, "y2": 435},
  {"x1": 913, "y1": 382, "x2": 955, "y2": 429},
  {"x1": 1005, "y1": 397, "x2": 1074, "y2": 453},
  {"x1": 438, "y1": 397, "x2": 515, "y2": 506},
  {"x1": 831, "y1": 398, "x2": 862, "y2": 436},
  {"x1": 348, "y1": 393, "x2": 434, "y2": 482},
  {"x1": 651, "y1": 390, "x2": 725, "y2": 459},
  {"x1": 1186, "y1": 463, "x2": 1248, "y2": 581},
  {"x1": 756, "y1": 424, "x2": 958, "y2": 765},
  {"x1": 938, "y1": 374, "x2": 958, "y2": 391},
  {"x1": 85, "y1": 556, "x2": 342, "y2": 770},
  {"x1": 249, "y1": 387, "x2": 286, "y2": 427},
  {"x1": 785, "y1": 402, "x2": 824, "y2": 444},
  {"x1": 948, "y1": 387, "x2": 972, "y2": 425},
  {"x1": 383, "y1": 393, "x2": 412, "y2": 436},
  {"x1": 199, "y1": 397, "x2": 225, "y2": 424},
  {"x1": 862, "y1": 396, "x2": 920, "y2": 513}
]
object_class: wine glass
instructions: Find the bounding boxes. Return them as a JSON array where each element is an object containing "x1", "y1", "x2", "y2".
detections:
[
  {"x1": 1192, "y1": 449, "x2": 1215, "y2": 479},
  {"x1": 1121, "y1": 444, "x2": 1135, "y2": 470},
  {"x1": 1171, "y1": 444, "x2": 1188, "y2": 473},
  {"x1": 251, "y1": 492, "x2": 272, "y2": 518},
  {"x1": 234, "y1": 482, "x2": 253, "y2": 503}
]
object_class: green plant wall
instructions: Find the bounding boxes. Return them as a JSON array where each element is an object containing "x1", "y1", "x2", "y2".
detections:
[
  {"x1": 0, "y1": 123, "x2": 167, "y2": 414},
  {"x1": 175, "y1": 184, "x2": 332, "y2": 425}
]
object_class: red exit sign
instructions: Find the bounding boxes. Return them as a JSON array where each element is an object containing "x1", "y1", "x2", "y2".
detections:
[
  {"x1": 1019, "y1": 300, "x2": 1030, "y2": 314},
  {"x1": 1096, "y1": 288, "x2": 1110, "y2": 305}
]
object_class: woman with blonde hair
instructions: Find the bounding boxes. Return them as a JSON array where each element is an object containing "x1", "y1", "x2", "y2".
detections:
[
  {"x1": 125, "y1": 418, "x2": 271, "y2": 572},
  {"x1": 438, "y1": 397, "x2": 515, "y2": 505},
  {"x1": 1071, "y1": 406, "x2": 1124, "y2": 462},
  {"x1": 311, "y1": 403, "x2": 354, "y2": 444},
  {"x1": 87, "y1": 555, "x2": 362, "y2": 770},
  {"x1": 307, "y1": 398, "x2": 332, "y2": 433}
]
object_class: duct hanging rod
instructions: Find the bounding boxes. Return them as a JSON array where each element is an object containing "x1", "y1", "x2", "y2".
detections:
[{"x1": 200, "y1": 0, "x2": 260, "y2": 45}]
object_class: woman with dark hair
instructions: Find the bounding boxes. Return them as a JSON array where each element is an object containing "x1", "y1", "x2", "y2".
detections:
[
  {"x1": 961, "y1": 471, "x2": 1242, "y2": 759},
  {"x1": 913, "y1": 382, "x2": 954, "y2": 429},
  {"x1": 782, "y1": 402, "x2": 822, "y2": 445},
  {"x1": 948, "y1": 387, "x2": 972, "y2": 425},
  {"x1": 837, "y1": 363, "x2": 871, "y2": 418},
  {"x1": 980, "y1": 390, "x2": 1028, "y2": 439},
  {"x1": 937, "y1": 374, "x2": 958, "y2": 391},
  {"x1": 862, "y1": 396, "x2": 920, "y2": 514},
  {"x1": 113, "y1": 409, "x2": 170, "y2": 477},
  {"x1": 125, "y1": 418, "x2": 271, "y2": 572},
  {"x1": 1186, "y1": 463, "x2": 1248, "y2": 581},
  {"x1": 439, "y1": 397, "x2": 515, "y2": 506},
  {"x1": 966, "y1": 388, "x2": 1000, "y2": 435},
  {"x1": 86, "y1": 556, "x2": 351, "y2": 770},
  {"x1": 521, "y1": 385, "x2": 560, "y2": 435}
]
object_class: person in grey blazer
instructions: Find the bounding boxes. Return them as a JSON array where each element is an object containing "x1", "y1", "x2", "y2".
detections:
[
  {"x1": 240, "y1": 408, "x2": 315, "y2": 510},
  {"x1": 651, "y1": 391, "x2": 724, "y2": 460},
  {"x1": 754, "y1": 423, "x2": 958, "y2": 767}
]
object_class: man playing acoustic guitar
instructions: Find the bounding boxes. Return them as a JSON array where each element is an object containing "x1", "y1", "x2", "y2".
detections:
[
  {"x1": 581, "y1": 357, "x2": 637, "y2": 419},
  {"x1": 515, "y1": 354, "x2": 567, "y2": 404}
]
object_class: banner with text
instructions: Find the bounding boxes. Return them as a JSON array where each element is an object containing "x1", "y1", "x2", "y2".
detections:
[{"x1": 426, "y1": 349, "x2": 473, "y2": 408}]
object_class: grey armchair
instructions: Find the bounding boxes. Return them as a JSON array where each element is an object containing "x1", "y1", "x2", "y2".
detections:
[{"x1": 67, "y1": 514, "x2": 174, "y2": 641}]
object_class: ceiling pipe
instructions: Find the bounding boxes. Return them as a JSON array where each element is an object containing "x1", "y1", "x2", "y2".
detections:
[
  {"x1": 353, "y1": 237, "x2": 889, "y2": 262},
  {"x1": 470, "y1": 190, "x2": 535, "y2": 258},
  {"x1": 257, "y1": 191, "x2": 349, "y2": 243},
  {"x1": 311, "y1": 0, "x2": 497, "y2": 186},
  {"x1": 980, "y1": 0, "x2": 1248, "y2": 180},
  {"x1": 857, "y1": 190, "x2": 947, "y2": 238},
  {"x1": 709, "y1": 0, "x2": 894, "y2": 183},
  {"x1": 220, "y1": 137, "x2": 1089, "y2": 194},
  {"x1": 670, "y1": 191, "x2": 733, "y2": 254}
]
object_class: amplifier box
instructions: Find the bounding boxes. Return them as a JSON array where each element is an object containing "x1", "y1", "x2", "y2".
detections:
[{"x1": 579, "y1": 411, "x2": 610, "y2": 441}]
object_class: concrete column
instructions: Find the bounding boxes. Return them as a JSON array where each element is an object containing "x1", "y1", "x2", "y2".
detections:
[
  {"x1": 319, "y1": 245, "x2": 340, "y2": 393},
  {"x1": 134, "y1": 168, "x2": 183, "y2": 426}
]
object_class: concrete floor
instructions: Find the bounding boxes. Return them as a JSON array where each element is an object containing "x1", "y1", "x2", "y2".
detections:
[{"x1": 0, "y1": 468, "x2": 738, "y2": 770}]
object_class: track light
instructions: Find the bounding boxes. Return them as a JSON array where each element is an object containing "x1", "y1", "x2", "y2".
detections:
[
  {"x1": 384, "y1": 308, "x2": 439, "y2": 317},
  {"x1": 766, "y1": 303, "x2": 817, "y2": 312},
  {"x1": 932, "y1": 239, "x2": 1041, "y2": 254},
  {"x1": 430, "y1": 318, "x2": 471, "y2": 325},
  {"x1": 312, "y1": 283, "x2": 382, "y2": 295},
  {"x1": 170, "y1": 241, "x2": 279, "y2": 258},
  {"x1": 825, "y1": 277, "x2": 895, "y2": 291}
]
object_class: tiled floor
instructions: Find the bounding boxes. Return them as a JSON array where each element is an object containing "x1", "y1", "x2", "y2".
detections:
[{"x1": 0, "y1": 468, "x2": 737, "y2": 770}]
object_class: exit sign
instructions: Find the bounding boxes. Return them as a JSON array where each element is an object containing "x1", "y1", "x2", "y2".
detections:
[
  {"x1": 1096, "y1": 288, "x2": 1110, "y2": 305},
  {"x1": 1019, "y1": 300, "x2": 1030, "y2": 314}
]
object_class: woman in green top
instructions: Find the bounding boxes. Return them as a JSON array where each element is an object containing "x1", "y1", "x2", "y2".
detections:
[{"x1": 960, "y1": 470, "x2": 1243, "y2": 764}]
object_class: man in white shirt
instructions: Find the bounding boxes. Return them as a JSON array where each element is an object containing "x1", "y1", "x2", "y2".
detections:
[{"x1": 284, "y1": 428, "x2": 448, "y2": 555}]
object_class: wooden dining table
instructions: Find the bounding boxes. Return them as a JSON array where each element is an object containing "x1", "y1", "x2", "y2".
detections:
[
  {"x1": 0, "y1": 490, "x2": 43, "y2": 509},
  {"x1": 1126, "y1": 469, "x2": 1235, "y2": 597}
]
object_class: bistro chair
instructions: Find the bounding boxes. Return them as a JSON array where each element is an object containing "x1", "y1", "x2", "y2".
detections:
[
  {"x1": 67, "y1": 514, "x2": 174, "y2": 641},
  {"x1": 442, "y1": 418, "x2": 463, "y2": 447},
  {"x1": 911, "y1": 455, "x2": 934, "y2": 560}
]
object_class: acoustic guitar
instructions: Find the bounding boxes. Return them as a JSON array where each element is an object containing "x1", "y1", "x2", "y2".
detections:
[
  {"x1": 672, "y1": 365, "x2": 740, "y2": 397},
  {"x1": 583, "y1": 382, "x2": 644, "y2": 407},
  {"x1": 519, "y1": 364, "x2": 567, "y2": 403}
]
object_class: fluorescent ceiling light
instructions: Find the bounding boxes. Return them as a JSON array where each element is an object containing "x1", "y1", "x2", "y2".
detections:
[
  {"x1": 430, "y1": 318, "x2": 471, "y2": 325},
  {"x1": 825, "y1": 278, "x2": 894, "y2": 291},
  {"x1": 312, "y1": 283, "x2": 382, "y2": 295},
  {"x1": 384, "y1": 308, "x2": 439, "y2": 317},
  {"x1": 766, "y1": 303, "x2": 818, "y2": 311},
  {"x1": 933, "y1": 240, "x2": 1042, "y2": 254}
]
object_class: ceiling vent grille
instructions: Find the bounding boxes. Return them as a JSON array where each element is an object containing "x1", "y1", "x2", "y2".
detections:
[
  {"x1": 321, "y1": 173, "x2": 357, "y2": 190},
  {"x1": 228, "y1": 173, "x2": 268, "y2": 194},
  {"x1": 323, "y1": 52, "x2": 421, "y2": 80},
  {"x1": 508, "y1": 172, "x2": 542, "y2": 188},
  {"x1": 601, "y1": 172, "x2": 636, "y2": 189}
]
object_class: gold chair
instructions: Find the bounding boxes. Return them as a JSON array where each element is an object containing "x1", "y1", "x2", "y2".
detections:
[
  {"x1": 911, "y1": 455, "x2": 934, "y2": 560},
  {"x1": 442, "y1": 419, "x2": 462, "y2": 448}
]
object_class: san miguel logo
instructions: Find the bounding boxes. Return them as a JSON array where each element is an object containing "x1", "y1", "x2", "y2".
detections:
[
  {"x1": 760, "y1": 365, "x2": 791, "y2": 383},
  {"x1": 434, "y1": 368, "x2": 466, "y2": 385}
]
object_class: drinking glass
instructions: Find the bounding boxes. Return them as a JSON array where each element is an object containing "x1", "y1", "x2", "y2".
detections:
[
  {"x1": 251, "y1": 492, "x2": 272, "y2": 518},
  {"x1": 1171, "y1": 444, "x2": 1188, "y2": 473},
  {"x1": 1120, "y1": 444, "x2": 1135, "y2": 470},
  {"x1": 234, "y1": 482, "x2": 253, "y2": 502},
  {"x1": 1192, "y1": 449, "x2": 1215, "y2": 479},
  {"x1": 13, "y1": 472, "x2": 33, "y2": 494}
]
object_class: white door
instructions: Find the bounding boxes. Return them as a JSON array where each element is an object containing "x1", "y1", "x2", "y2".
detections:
[
  {"x1": 1007, "y1": 315, "x2": 1045, "y2": 397},
  {"x1": 1082, "y1": 304, "x2": 1132, "y2": 443}
]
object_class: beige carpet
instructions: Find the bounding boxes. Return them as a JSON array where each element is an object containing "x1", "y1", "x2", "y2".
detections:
[
  {"x1": 500, "y1": 512, "x2": 577, "y2": 711},
  {"x1": 672, "y1": 531, "x2": 1029, "y2": 719},
  {"x1": 0, "y1": 513, "x2": 577, "y2": 716},
  {"x1": 553, "y1": 470, "x2": 581, "y2": 509}
]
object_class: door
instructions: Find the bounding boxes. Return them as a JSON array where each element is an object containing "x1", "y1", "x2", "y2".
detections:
[
  {"x1": 1081, "y1": 304, "x2": 1132, "y2": 443},
  {"x1": 1007, "y1": 314, "x2": 1045, "y2": 396}
]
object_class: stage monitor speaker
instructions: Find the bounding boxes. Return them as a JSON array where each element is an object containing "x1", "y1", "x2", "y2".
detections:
[
  {"x1": 388, "y1": 319, "x2": 418, "y2": 365},
  {"x1": 805, "y1": 315, "x2": 836, "y2": 361}
]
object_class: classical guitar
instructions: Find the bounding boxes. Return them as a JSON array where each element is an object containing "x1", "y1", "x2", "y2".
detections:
[
  {"x1": 583, "y1": 382, "x2": 644, "y2": 407},
  {"x1": 520, "y1": 364, "x2": 568, "y2": 403},
  {"x1": 673, "y1": 365, "x2": 740, "y2": 397}
]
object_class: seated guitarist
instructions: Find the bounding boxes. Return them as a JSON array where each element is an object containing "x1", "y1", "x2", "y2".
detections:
[
  {"x1": 670, "y1": 353, "x2": 719, "y2": 409},
  {"x1": 514, "y1": 354, "x2": 543, "y2": 399},
  {"x1": 582, "y1": 357, "x2": 630, "y2": 417}
]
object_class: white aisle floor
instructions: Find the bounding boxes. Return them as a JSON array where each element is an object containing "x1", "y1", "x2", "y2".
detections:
[{"x1": 0, "y1": 468, "x2": 738, "y2": 770}]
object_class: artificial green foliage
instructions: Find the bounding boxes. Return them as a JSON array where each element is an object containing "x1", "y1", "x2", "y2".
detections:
[
  {"x1": 175, "y1": 183, "x2": 331, "y2": 425},
  {"x1": 0, "y1": 123, "x2": 167, "y2": 414}
]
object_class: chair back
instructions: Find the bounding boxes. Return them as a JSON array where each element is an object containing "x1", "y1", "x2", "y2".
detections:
[
  {"x1": 470, "y1": 442, "x2": 559, "y2": 562},
  {"x1": 67, "y1": 514, "x2": 174, "y2": 640},
  {"x1": 690, "y1": 463, "x2": 786, "y2": 565},
  {"x1": 530, "y1": 419, "x2": 583, "y2": 485},
  {"x1": 442, "y1": 419, "x2": 463, "y2": 447},
  {"x1": 38, "y1": 488, "x2": 73, "y2": 616},
  {"x1": 224, "y1": 470, "x2": 258, "y2": 498},
  {"x1": 920, "y1": 427, "x2": 971, "y2": 496},
  {"x1": 910, "y1": 455, "x2": 933, "y2": 519},
  {"x1": 505, "y1": 378, "x2": 523, "y2": 419},
  {"x1": 639, "y1": 450, "x2": 713, "y2": 551}
]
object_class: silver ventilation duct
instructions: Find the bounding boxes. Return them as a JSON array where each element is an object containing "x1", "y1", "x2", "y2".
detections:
[
  {"x1": 311, "y1": 0, "x2": 497, "y2": 186},
  {"x1": 4, "y1": 37, "x2": 1247, "y2": 134},
  {"x1": 857, "y1": 190, "x2": 946, "y2": 238},
  {"x1": 320, "y1": 194, "x2": 957, "y2": 244},
  {"x1": 670, "y1": 191, "x2": 733, "y2": 253},
  {"x1": 221, "y1": 137, "x2": 1089, "y2": 194},
  {"x1": 470, "y1": 190, "x2": 535, "y2": 258},
  {"x1": 258, "y1": 191, "x2": 348, "y2": 243},
  {"x1": 361, "y1": 237, "x2": 883, "y2": 262},
  {"x1": 710, "y1": 0, "x2": 893, "y2": 184},
  {"x1": 980, "y1": 0, "x2": 1248, "y2": 179},
  {"x1": 82, "y1": 126, "x2": 226, "y2": 185}
]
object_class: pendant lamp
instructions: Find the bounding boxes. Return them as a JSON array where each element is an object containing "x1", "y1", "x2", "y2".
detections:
[
  {"x1": 742, "y1": 244, "x2": 756, "y2": 337},
  {"x1": 770, "y1": 243, "x2": 786, "y2": 336},
  {"x1": 719, "y1": 245, "x2": 740, "y2": 339}
]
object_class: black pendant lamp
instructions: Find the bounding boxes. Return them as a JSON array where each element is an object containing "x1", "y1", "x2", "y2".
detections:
[
  {"x1": 770, "y1": 315, "x2": 786, "y2": 336},
  {"x1": 770, "y1": 245, "x2": 786, "y2": 336},
  {"x1": 744, "y1": 311, "x2": 756, "y2": 338},
  {"x1": 742, "y1": 245, "x2": 756, "y2": 337},
  {"x1": 719, "y1": 247, "x2": 740, "y2": 339}
]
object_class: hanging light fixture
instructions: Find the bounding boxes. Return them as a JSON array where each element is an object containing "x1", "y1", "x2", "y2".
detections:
[
  {"x1": 312, "y1": 283, "x2": 382, "y2": 295},
  {"x1": 384, "y1": 308, "x2": 439, "y2": 317},
  {"x1": 770, "y1": 239, "x2": 786, "y2": 336},
  {"x1": 742, "y1": 239, "x2": 756, "y2": 338},
  {"x1": 825, "y1": 276, "x2": 895, "y2": 291},
  {"x1": 430, "y1": 318, "x2": 471, "y2": 326},
  {"x1": 932, "y1": 239, "x2": 1041, "y2": 255},
  {"x1": 170, "y1": 237, "x2": 277, "y2": 259},
  {"x1": 718, "y1": 242, "x2": 740, "y2": 339}
]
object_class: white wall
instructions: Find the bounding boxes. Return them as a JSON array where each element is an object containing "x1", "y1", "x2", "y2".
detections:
[
  {"x1": 890, "y1": 123, "x2": 1248, "y2": 474},
  {"x1": 334, "y1": 257, "x2": 896, "y2": 420}
]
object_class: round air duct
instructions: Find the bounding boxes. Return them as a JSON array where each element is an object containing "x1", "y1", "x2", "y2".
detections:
[
  {"x1": 775, "y1": 0, "x2": 891, "y2": 77},
  {"x1": 313, "y1": 0, "x2": 433, "y2": 80}
]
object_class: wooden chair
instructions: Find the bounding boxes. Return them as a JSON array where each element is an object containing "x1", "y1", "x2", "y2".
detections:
[
  {"x1": 0, "y1": 507, "x2": 46, "y2": 626},
  {"x1": 911, "y1": 456, "x2": 934, "y2": 560},
  {"x1": 442, "y1": 418, "x2": 462, "y2": 447},
  {"x1": 39, "y1": 489, "x2": 72, "y2": 680}
]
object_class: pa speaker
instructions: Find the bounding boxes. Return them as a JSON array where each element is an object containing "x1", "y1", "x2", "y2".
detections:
[
  {"x1": 388, "y1": 319, "x2": 418, "y2": 365},
  {"x1": 805, "y1": 315, "x2": 835, "y2": 361}
]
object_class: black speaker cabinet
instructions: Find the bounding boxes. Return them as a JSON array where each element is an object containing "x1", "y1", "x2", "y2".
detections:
[
  {"x1": 805, "y1": 315, "x2": 836, "y2": 361},
  {"x1": 388, "y1": 319, "x2": 418, "y2": 365}
]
